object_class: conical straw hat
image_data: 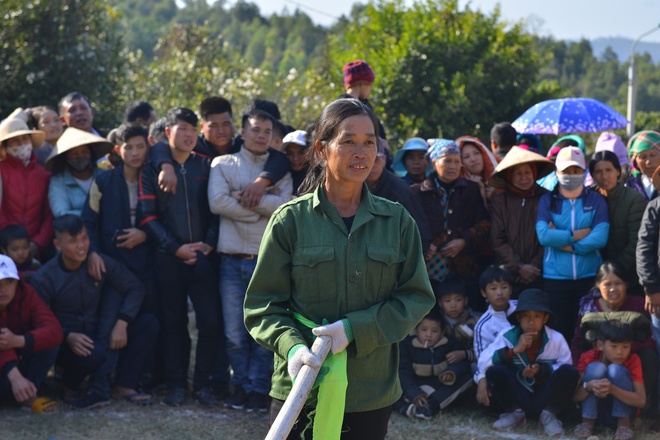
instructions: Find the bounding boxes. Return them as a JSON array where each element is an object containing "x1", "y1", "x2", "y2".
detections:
[
  {"x1": 45, "y1": 127, "x2": 113, "y2": 170},
  {"x1": 0, "y1": 118, "x2": 45, "y2": 148},
  {"x1": 488, "y1": 146, "x2": 555, "y2": 188}
]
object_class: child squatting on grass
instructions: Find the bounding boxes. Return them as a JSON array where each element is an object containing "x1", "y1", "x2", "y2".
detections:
[
  {"x1": 395, "y1": 311, "x2": 473, "y2": 419},
  {"x1": 573, "y1": 320, "x2": 646, "y2": 440},
  {"x1": 478, "y1": 288, "x2": 580, "y2": 436}
]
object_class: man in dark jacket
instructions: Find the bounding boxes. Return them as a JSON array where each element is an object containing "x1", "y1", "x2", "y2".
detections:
[
  {"x1": 138, "y1": 107, "x2": 222, "y2": 407},
  {"x1": 150, "y1": 96, "x2": 290, "y2": 210},
  {"x1": 31, "y1": 215, "x2": 155, "y2": 409},
  {"x1": 0, "y1": 255, "x2": 62, "y2": 409}
]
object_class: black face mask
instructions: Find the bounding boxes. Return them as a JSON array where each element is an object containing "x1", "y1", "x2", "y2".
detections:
[{"x1": 66, "y1": 156, "x2": 92, "y2": 173}]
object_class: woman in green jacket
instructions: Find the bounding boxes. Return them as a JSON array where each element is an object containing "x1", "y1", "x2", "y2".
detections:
[
  {"x1": 244, "y1": 98, "x2": 435, "y2": 439},
  {"x1": 589, "y1": 151, "x2": 646, "y2": 284}
]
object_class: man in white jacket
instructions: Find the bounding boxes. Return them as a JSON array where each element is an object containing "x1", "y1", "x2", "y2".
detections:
[{"x1": 208, "y1": 109, "x2": 293, "y2": 413}]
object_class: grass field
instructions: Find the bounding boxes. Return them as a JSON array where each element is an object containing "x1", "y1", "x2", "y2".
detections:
[
  {"x1": 2, "y1": 393, "x2": 659, "y2": 440},
  {"x1": 3, "y1": 314, "x2": 658, "y2": 439}
]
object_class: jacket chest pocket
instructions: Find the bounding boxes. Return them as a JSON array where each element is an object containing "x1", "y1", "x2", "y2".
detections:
[
  {"x1": 365, "y1": 245, "x2": 404, "y2": 303},
  {"x1": 292, "y1": 245, "x2": 337, "y2": 303}
]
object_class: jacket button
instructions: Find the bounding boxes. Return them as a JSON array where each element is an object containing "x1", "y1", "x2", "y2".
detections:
[
  {"x1": 349, "y1": 236, "x2": 354, "y2": 242},
  {"x1": 448, "y1": 209, "x2": 453, "y2": 214},
  {"x1": 447, "y1": 230, "x2": 452, "y2": 235},
  {"x1": 349, "y1": 276, "x2": 355, "y2": 282}
]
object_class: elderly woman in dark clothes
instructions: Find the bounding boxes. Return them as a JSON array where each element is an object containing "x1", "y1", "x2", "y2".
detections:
[
  {"x1": 589, "y1": 151, "x2": 646, "y2": 285},
  {"x1": 488, "y1": 146, "x2": 554, "y2": 296},
  {"x1": 412, "y1": 139, "x2": 490, "y2": 309}
]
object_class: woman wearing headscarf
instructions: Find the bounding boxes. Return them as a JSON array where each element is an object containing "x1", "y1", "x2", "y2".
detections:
[
  {"x1": 489, "y1": 146, "x2": 554, "y2": 295},
  {"x1": 588, "y1": 151, "x2": 645, "y2": 284},
  {"x1": 413, "y1": 139, "x2": 490, "y2": 307},
  {"x1": 626, "y1": 130, "x2": 660, "y2": 202},
  {"x1": 456, "y1": 136, "x2": 499, "y2": 205}
]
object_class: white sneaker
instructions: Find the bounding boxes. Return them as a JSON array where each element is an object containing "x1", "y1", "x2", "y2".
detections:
[
  {"x1": 492, "y1": 409, "x2": 526, "y2": 430},
  {"x1": 539, "y1": 409, "x2": 563, "y2": 436}
]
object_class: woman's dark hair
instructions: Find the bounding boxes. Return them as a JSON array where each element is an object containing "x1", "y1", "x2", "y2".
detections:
[
  {"x1": 594, "y1": 261, "x2": 628, "y2": 287},
  {"x1": 589, "y1": 150, "x2": 621, "y2": 177},
  {"x1": 29, "y1": 106, "x2": 58, "y2": 129},
  {"x1": 597, "y1": 319, "x2": 634, "y2": 343},
  {"x1": 298, "y1": 98, "x2": 379, "y2": 195}
]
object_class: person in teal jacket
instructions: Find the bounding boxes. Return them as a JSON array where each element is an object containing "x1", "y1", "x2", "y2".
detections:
[
  {"x1": 244, "y1": 98, "x2": 435, "y2": 440},
  {"x1": 536, "y1": 147, "x2": 609, "y2": 342},
  {"x1": 45, "y1": 128, "x2": 112, "y2": 217}
]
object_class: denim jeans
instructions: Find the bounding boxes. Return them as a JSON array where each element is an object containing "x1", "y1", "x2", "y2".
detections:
[
  {"x1": 220, "y1": 255, "x2": 273, "y2": 395},
  {"x1": 0, "y1": 347, "x2": 58, "y2": 400},
  {"x1": 581, "y1": 362, "x2": 635, "y2": 422}
]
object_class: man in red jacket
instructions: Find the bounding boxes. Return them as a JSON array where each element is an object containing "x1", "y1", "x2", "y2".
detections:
[{"x1": 0, "y1": 255, "x2": 62, "y2": 410}]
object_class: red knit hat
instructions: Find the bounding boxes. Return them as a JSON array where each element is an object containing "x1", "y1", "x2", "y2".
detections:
[{"x1": 343, "y1": 60, "x2": 375, "y2": 88}]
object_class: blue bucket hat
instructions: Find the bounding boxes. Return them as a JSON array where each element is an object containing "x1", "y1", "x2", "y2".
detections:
[{"x1": 392, "y1": 137, "x2": 430, "y2": 176}]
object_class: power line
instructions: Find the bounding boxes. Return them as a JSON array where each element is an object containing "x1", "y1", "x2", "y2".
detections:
[{"x1": 283, "y1": 0, "x2": 341, "y2": 20}]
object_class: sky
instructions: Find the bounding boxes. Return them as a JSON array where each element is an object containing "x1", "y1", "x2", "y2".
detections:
[{"x1": 242, "y1": 0, "x2": 660, "y2": 43}]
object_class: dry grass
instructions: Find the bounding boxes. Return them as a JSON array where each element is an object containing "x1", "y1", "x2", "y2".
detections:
[
  {"x1": 4, "y1": 313, "x2": 658, "y2": 439},
  {"x1": 2, "y1": 395, "x2": 659, "y2": 440}
]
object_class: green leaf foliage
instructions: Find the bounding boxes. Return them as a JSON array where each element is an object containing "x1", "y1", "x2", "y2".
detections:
[{"x1": 0, "y1": 0, "x2": 126, "y2": 130}]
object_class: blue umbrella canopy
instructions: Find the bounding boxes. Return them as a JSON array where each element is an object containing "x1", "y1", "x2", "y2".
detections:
[{"x1": 512, "y1": 98, "x2": 628, "y2": 135}]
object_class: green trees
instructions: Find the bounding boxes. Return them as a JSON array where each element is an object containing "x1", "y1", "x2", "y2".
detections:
[
  {"x1": 328, "y1": 0, "x2": 557, "y2": 144},
  {"x1": 1, "y1": 0, "x2": 125, "y2": 128}
]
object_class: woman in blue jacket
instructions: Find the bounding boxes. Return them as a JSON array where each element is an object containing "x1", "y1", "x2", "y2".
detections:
[{"x1": 536, "y1": 147, "x2": 609, "y2": 341}]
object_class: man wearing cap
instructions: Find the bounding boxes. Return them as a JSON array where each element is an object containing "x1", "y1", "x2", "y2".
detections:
[
  {"x1": 281, "y1": 129, "x2": 309, "y2": 195},
  {"x1": 0, "y1": 118, "x2": 53, "y2": 258},
  {"x1": 0, "y1": 255, "x2": 62, "y2": 411},
  {"x1": 536, "y1": 146, "x2": 609, "y2": 341}
]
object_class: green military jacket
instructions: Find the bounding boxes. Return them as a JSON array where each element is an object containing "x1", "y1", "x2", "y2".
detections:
[{"x1": 244, "y1": 184, "x2": 435, "y2": 412}]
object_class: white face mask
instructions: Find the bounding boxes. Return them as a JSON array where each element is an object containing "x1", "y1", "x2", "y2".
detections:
[
  {"x1": 557, "y1": 173, "x2": 584, "y2": 191},
  {"x1": 6, "y1": 143, "x2": 33, "y2": 166}
]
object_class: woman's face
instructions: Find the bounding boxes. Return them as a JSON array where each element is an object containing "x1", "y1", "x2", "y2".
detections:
[
  {"x1": 510, "y1": 163, "x2": 535, "y2": 191},
  {"x1": 38, "y1": 109, "x2": 64, "y2": 144},
  {"x1": 592, "y1": 160, "x2": 620, "y2": 192},
  {"x1": 434, "y1": 153, "x2": 462, "y2": 183},
  {"x1": 403, "y1": 150, "x2": 428, "y2": 179},
  {"x1": 635, "y1": 148, "x2": 660, "y2": 177},
  {"x1": 64, "y1": 145, "x2": 91, "y2": 161},
  {"x1": 322, "y1": 115, "x2": 377, "y2": 187},
  {"x1": 460, "y1": 143, "x2": 484, "y2": 176},
  {"x1": 598, "y1": 273, "x2": 627, "y2": 310}
]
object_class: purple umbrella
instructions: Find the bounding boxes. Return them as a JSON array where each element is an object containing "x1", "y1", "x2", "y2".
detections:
[{"x1": 512, "y1": 98, "x2": 628, "y2": 134}]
